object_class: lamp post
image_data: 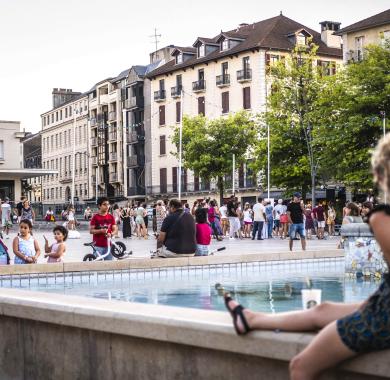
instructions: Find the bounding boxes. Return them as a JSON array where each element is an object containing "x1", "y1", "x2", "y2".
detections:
[
  {"x1": 380, "y1": 111, "x2": 387, "y2": 203},
  {"x1": 178, "y1": 89, "x2": 184, "y2": 201},
  {"x1": 70, "y1": 106, "x2": 77, "y2": 205}
]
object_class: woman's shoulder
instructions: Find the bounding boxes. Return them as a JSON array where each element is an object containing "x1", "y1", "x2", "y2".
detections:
[{"x1": 368, "y1": 205, "x2": 390, "y2": 224}]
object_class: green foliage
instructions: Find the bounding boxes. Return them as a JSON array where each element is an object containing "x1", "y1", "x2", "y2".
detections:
[{"x1": 171, "y1": 111, "x2": 259, "y2": 200}]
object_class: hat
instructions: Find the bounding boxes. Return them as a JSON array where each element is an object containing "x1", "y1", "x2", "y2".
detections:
[
  {"x1": 278, "y1": 199, "x2": 283, "y2": 204},
  {"x1": 293, "y1": 192, "x2": 302, "y2": 198}
]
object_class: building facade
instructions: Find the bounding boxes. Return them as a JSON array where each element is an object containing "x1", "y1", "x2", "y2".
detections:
[
  {"x1": 146, "y1": 14, "x2": 343, "y2": 203},
  {"x1": 335, "y1": 9, "x2": 390, "y2": 63},
  {"x1": 40, "y1": 89, "x2": 89, "y2": 209}
]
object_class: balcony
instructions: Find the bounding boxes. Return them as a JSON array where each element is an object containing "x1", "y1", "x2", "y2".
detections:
[
  {"x1": 192, "y1": 80, "x2": 206, "y2": 92},
  {"x1": 125, "y1": 96, "x2": 144, "y2": 110},
  {"x1": 216, "y1": 74, "x2": 230, "y2": 87},
  {"x1": 109, "y1": 152, "x2": 118, "y2": 161},
  {"x1": 171, "y1": 85, "x2": 182, "y2": 98},
  {"x1": 90, "y1": 118, "x2": 97, "y2": 127},
  {"x1": 59, "y1": 174, "x2": 72, "y2": 184},
  {"x1": 109, "y1": 172, "x2": 119, "y2": 182},
  {"x1": 108, "y1": 132, "x2": 117, "y2": 142},
  {"x1": 91, "y1": 156, "x2": 98, "y2": 166},
  {"x1": 91, "y1": 137, "x2": 98, "y2": 147},
  {"x1": 108, "y1": 111, "x2": 116, "y2": 122},
  {"x1": 127, "y1": 186, "x2": 146, "y2": 197},
  {"x1": 126, "y1": 130, "x2": 145, "y2": 144},
  {"x1": 127, "y1": 155, "x2": 145, "y2": 168},
  {"x1": 237, "y1": 69, "x2": 252, "y2": 82},
  {"x1": 154, "y1": 90, "x2": 166, "y2": 102}
]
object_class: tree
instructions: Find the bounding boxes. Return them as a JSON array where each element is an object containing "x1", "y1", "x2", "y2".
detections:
[
  {"x1": 253, "y1": 42, "x2": 325, "y2": 204},
  {"x1": 314, "y1": 40, "x2": 390, "y2": 193},
  {"x1": 171, "y1": 111, "x2": 259, "y2": 204}
]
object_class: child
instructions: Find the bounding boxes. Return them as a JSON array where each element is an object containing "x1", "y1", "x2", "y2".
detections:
[
  {"x1": 44, "y1": 225, "x2": 68, "y2": 263},
  {"x1": 0, "y1": 236, "x2": 10, "y2": 265},
  {"x1": 195, "y1": 208, "x2": 211, "y2": 256},
  {"x1": 13, "y1": 219, "x2": 40, "y2": 264}
]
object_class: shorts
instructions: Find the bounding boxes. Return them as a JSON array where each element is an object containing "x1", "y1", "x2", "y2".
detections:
[
  {"x1": 95, "y1": 246, "x2": 113, "y2": 261},
  {"x1": 337, "y1": 278, "x2": 390, "y2": 353},
  {"x1": 289, "y1": 223, "x2": 305, "y2": 240},
  {"x1": 244, "y1": 221, "x2": 253, "y2": 225},
  {"x1": 274, "y1": 220, "x2": 280, "y2": 228},
  {"x1": 135, "y1": 216, "x2": 145, "y2": 225},
  {"x1": 317, "y1": 221, "x2": 325, "y2": 228},
  {"x1": 195, "y1": 244, "x2": 210, "y2": 256}
]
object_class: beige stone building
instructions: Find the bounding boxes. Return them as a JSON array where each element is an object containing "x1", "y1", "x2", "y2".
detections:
[
  {"x1": 146, "y1": 13, "x2": 343, "y2": 203},
  {"x1": 0, "y1": 121, "x2": 54, "y2": 203},
  {"x1": 40, "y1": 89, "x2": 89, "y2": 210},
  {"x1": 335, "y1": 8, "x2": 390, "y2": 63}
]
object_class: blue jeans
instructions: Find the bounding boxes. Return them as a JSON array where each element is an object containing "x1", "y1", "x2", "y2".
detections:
[
  {"x1": 252, "y1": 221, "x2": 264, "y2": 240},
  {"x1": 95, "y1": 246, "x2": 113, "y2": 260},
  {"x1": 267, "y1": 217, "x2": 273, "y2": 238},
  {"x1": 289, "y1": 223, "x2": 306, "y2": 240}
]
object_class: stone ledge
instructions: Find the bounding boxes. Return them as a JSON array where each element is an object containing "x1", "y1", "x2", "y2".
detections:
[
  {"x1": 0, "y1": 250, "x2": 343, "y2": 276},
  {"x1": 0, "y1": 288, "x2": 387, "y2": 378}
]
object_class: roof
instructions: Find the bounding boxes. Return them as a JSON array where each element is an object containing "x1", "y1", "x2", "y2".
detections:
[
  {"x1": 111, "y1": 68, "x2": 131, "y2": 83},
  {"x1": 146, "y1": 14, "x2": 342, "y2": 78},
  {"x1": 172, "y1": 46, "x2": 197, "y2": 55},
  {"x1": 335, "y1": 9, "x2": 390, "y2": 35}
]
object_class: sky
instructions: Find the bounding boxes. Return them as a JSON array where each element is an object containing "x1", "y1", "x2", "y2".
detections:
[{"x1": 0, "y1": 0, "x2": 388, "y2": 132}]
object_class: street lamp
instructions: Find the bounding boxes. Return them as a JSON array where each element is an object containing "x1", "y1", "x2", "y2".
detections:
[{"x1": 380, "y1": 111, "x2": 387, "y2": 203}]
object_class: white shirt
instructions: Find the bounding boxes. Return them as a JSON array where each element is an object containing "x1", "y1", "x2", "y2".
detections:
[
  {"x1": 274, "y1": 204, "x2": 285, "y2": 220},
  {"x1": 243, "y1": 209, "x2": 253, "y2": 223},
  {"x1": 252, "y1": 203, "x2": 265, "y2": 222},
  {"x1": 220, "y1": 205, "x2": 228, "y2": 219},
  {"x1": 1, "y1": 203, "x2": 11, "y2": 221}
]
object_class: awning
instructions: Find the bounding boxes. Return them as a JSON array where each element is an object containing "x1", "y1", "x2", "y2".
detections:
[{"x1": 0, "y1": 169, "x2": 58, "y2": 179}]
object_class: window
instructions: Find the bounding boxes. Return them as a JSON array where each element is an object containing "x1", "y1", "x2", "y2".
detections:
[
  {"x1": 159, "y1": 79, "x2": 165, "y2": 91},
  {"x1": 0, "y1": 140, "x2": 4, "y2": 160},
  {"x1": 160, "y1": 168, "x2": 167, "y2": 193},
  {"x1": 159, "y1": 135, "x2": 166, "y2": 155},
  {"x1": 222, "y1": 62, "x2": 228, "y2": 77},
  {"x1": 176, "y1": 74, "x2": 182, "y2": 89},
  {"x1": 56, "y1": 112, "x2": 58, "y2": 122},
  {"x1": 69, "y1": 106, "x2": 72, "y2": 117},
  {"x1": 176, "y1": 102, "x2": 181, "y2": 123},
  {"x1": 222, "y1": 91, "x2": 229, "y2": 114},
  {"x1": 172, "y1": 167, "x2": 178, "y2": 193},
  {"x1": 51, "y1": 114, "x2": 54, "y2": 123},
  {"x1": 266, "y1": 54, "x2": 280, "y2": 72},
  {"x1": 198, "y1": 69, "x2": 205, "y2": 81},
  {"x1": 243, "y1": 87, "x2": 251, "y2": 110},
  {"x1": 296, "y1": 33, "x2": 306, "y2": 46},
  {"x1": 221, "y1": 39, "x2": 229, "y2": 51},
  {"x1": 317, "y1": 60, "x2": 336, "y2": 76},
  {"x1": 198, "y1": 97, "x2": 205, "y2": 116},
  {"x1": 194, "y1": 175, "x2": 199, "y2": 191},
  {"x1": 176, "y1": 53, "x2": 183, "y2": 64},
  {"x1": 198, "y1": 44, "x2": 205, "y2": 58},
  {"x1": 159, "y1": 105, "x2": 165, "y2": 126},
  {"x1": 181, "y1": 168, "x2": 187, "y2": 192},
  {"x1": 65, "y1": 108, "x2": 68, "y2": 118},
  {"x1": 50, "y1": 136, "x2": 54, "y2": 151},
  {"x1": 243, "y1": 56, "x2": 250, "y2": 71},
  {"x1": 355, "y1": 36, "x2": 364, "y2": 60},
  {"x1": 60, "y1": 110, "x2": 62, "y2": 120}
]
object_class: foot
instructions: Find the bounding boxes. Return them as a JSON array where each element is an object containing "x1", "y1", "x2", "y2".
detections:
[{"x1": 224, "y1": 295, "x2": 254, "y2": 335}]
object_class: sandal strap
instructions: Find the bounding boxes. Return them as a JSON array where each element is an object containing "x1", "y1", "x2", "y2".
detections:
[{"x1": 233, "y1": 305, "x2": 251, "y2": 334}]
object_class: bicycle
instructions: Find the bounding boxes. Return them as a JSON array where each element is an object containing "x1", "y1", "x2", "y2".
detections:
[{"x1": 83, "y1": 236, "x2": 132, "y2": 261}]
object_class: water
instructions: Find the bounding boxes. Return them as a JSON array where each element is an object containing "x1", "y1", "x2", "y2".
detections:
[{"x1": 0, "y1": 258, "x2": 380, "y2": 312}]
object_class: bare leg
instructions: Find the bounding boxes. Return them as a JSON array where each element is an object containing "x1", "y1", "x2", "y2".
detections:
[
  {"x1": 289, "y1": 321, "x2": 356, "y2": 380},
  {"x1": 301, "y1": 237, "x2": 306, "y2": 251},
  {"x1": 227, "y1": 298, "x2": 362, "y2": 332},
  {"x1": 289, "y1": 238, "x2": 293, "y2": 251}
]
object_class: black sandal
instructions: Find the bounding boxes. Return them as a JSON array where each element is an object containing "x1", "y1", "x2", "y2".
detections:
[{"x1": 224, "y1": 294, "x2": 251, "y2": 335}]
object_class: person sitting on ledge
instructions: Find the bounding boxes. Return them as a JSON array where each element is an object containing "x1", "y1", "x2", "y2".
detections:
[
  {"x1": 154, "y1": 199, "x2": 196, "y2": 258},
  {"x1": 224, "y1": 134, "x2": 390, "y2": 380}
]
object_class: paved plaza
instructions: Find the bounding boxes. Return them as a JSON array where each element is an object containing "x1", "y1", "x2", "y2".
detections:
[{"x1": 1, "y1": 225, "x2": 340, "y2": 263}]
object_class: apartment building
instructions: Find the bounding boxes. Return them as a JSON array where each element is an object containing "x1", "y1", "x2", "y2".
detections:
[
  {"x1": 0, "y1": 121, "x2": 53, "y2": 202},
  {"x1": 40, "y1": 89, "x2": 89, "y2": 209},
  {"x1": 146, "y1": 13, "x2": 343, "y2": 203},
  {"x1": 335, "y1": 8, "x2": 390, "y2": 63}
]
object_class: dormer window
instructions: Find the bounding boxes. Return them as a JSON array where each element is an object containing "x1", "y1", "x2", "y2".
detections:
[
  {"x1": 176, "y1": 53, "x2": 183, "y2": 64},
  {"x1": 296, "y1": 33, "x2": 306, "y2": 46},
  {"x1": 198, "y1": 44, "x2": 205, "y2": 58},
  {"x1": 221, "y1": 39, "x2": 229, "y2": 51}
]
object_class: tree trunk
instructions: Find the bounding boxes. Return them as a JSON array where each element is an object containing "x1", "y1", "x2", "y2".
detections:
[{"x1": 217, "y1": 176, "x2": 224, "y2": 206}]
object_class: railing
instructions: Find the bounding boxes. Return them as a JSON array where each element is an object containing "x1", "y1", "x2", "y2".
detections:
[
  {"x1": 125, "y1": 97, "x2": 144, "y2": 109},
  {"x1": 90, "y1": 118, "x2": 97, "y2": 127},
  {"x1": 109, "y1": 152, "x2": 118, "y2": 161},
  {"x1": 91, "y1": 156, "x2": 98, "y2": 166},
  {"x1": 127, "y1": 155, "x2": 145, "y2": 167},
  {"x1": 108, "y1": 132, "x2": 117, "y2": 142},
  {"x1": 91, "y1": 137, "x2": 98, "y2": 147},
  {"x1": 59, "y1": 174, "x2": 72, "y2": 184},
  {"x1": 237, "y1": 69, "x2": 252, "y2": 82},
  {"x1": 171, "y1": 85, "x2": 182, "y2": 98},
  {"x1": 108, "y1": 111, "x2": 116, "y2": 122},
  {"x1": 192, "y1": 80, "x2": 206, "y2": 92},
  {"x1": 109, "y1": 172, "x2": 118, "y2": 182},
  {"x1": 154, "y1": 90, "x2": 166, "y2": 101},
  {"x1": 216, "y1": 74, "x2": 230, "y2": 87}
]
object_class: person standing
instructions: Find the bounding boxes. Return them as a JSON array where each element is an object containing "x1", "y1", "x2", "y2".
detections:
[
  {"x1": 1, "y1": 198, "x2": 12, "y2": 239},
  {"x1": 315, "y1": 202, "x2": 326, "y2": 239},
  {"x1": 155, "y1": 200, "x2": 167, "y2": 237},
  {"x1": 227, "y1": 196, "x2": 239, "y2": 240},
  {"x1": 304, "y1": 204, "x2": 314, "y2": 240},
  {"x1": 265, "y1": 200, "x2": 274, "y2": 239},
  {"x1": 121, "y1": 204, "x2": 132, "y2": 239},
  {"x1": 208, "y1": 200, "x2": 223, "y2": 241},
  {"x1": 243, "y1": 203, "x2": 253, "y2": 238},
  {"x1": 252, "y1": 197, "x2": 265, "y2": 240},
  {"x1": 273, "y1": 199, "x2": 284, "y2": 238},
  {"x1": 219, "y1": 202, "x2": 229, "y2": 237},
  {"x1": 89, "y1": 197, "x2": 118, "y2": 261},
  {"x1": 16, "y1": 196, "x2": 25, "y2": 224},
  {"x1": 45, "y1": 207, "x2": 55, "y2": 225},
  {"x1": 287, "y1": 193, "x2": 306, "y2": 251},
  {"x1": 20, "y1": 199, "x2": 35, "y2": 225},
  {"x1": 327, "y1": 202, "x2": 337, "y2": 236}
]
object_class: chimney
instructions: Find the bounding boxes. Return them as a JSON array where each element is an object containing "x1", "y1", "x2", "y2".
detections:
[
  {"x1": 149, "y1": 45, "x2": 176, "y2": 64},
  {"x1": 52, "y1": 88, "x2": 81, "y2": 108},
  {"x1": 237, "y1": 23, "x2": 249, "y2": 31},
  {"x1": 319, "y1": 21, "x2": 342, "y2": 49}
]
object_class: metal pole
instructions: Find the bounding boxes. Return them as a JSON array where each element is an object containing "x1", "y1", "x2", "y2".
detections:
[
  {"x1": 178, "y1": 89, "x2": 184, "y2": 201},
  {"x1": 96, "y1": 166, "x2": 99, "y2": 200},
  {"x1": 267, "y1": 122, "x2": 270, "y2": 199},
  {"x1": 71, "y1": 106, "x2": 76, "y2": 205},
  {"x1": 123, "y1": 108, "x2": 128, "y2": 198},
  {"x1": 232, "y1": 153, "x2": 235, "y2": 195},
  {"x1": 383, "y1": 111, "x2": 387, "y2": 204}
]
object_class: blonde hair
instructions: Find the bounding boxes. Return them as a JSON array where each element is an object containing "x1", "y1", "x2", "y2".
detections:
[{"x1": 372, "y1": 133, "x2": 390, "y2": 193}]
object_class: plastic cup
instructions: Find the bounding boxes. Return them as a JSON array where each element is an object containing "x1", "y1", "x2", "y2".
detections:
[{"x1": 301, "y1": 289, "x2": 322, "y2": 309}]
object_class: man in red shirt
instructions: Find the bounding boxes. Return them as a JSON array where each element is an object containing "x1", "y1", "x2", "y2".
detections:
[{"x1": 90, "y1": 197, "x2": 118, "y2": 260}]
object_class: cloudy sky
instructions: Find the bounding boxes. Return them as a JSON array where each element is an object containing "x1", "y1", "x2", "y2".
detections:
[{"x1": 0, "y1": 0, "x2": 388, "y2": 132}]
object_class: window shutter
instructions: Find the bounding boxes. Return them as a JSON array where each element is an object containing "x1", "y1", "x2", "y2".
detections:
[
  {"x1": 266, "y1": 53, "x2": 271, "y2": 72},
  {"x1": 222, "y1": 92, "x2": 229, "y2": 114},
  {"x1": 172, "y1": 167, "x2": 178, "y2": 192},
  {"x1": 239, "y1": 164, "x2": 245, "y2": 188},
  {"x1": 159, "y1": 135, "x2": 166, "y2": 155},
  {"x1": 243, "y1": 87, "x2": 251, "y2": 110},
  {"x1": 194, "y1": 175, "x2": 199, "y2": 191},
  {"x1": 176, "y1": 101, "x2": 181, "y2": 123},
  {"x1": 159, "y1": 105, "x2": 165, "y2": 126},
  {"x1": 160, "y1": 168, "x2": 167, "y2": 193},
  {"x1": 198, "y1": 97, "x2": 205, "y2": 115}
]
